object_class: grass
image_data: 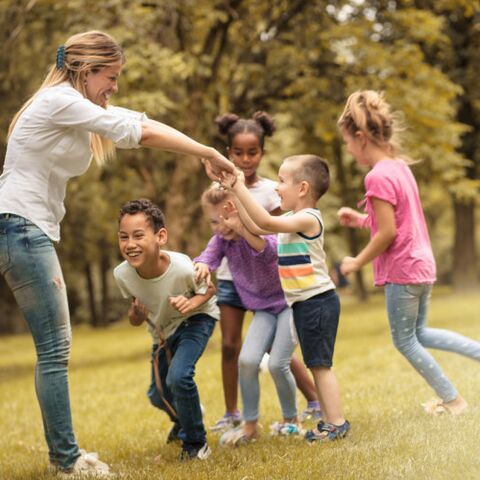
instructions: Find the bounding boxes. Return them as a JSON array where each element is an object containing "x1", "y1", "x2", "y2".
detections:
[{"x1": 1, "y1": 289, "x2": 479, "y2": 479}]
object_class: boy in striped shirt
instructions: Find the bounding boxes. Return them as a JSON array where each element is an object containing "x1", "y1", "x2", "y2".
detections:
[{"x1": 220, "y1": 154, "x2": 350, "y2": 443}]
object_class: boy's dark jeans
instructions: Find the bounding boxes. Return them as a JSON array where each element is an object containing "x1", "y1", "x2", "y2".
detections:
[{"x1": 147, "y1": 314, "x2": 215, "y2": 446}]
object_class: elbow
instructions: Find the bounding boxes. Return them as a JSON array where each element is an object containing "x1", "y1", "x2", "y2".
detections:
[{"x1": 385, "y1": 227, "x2": 397, "y2": 247}]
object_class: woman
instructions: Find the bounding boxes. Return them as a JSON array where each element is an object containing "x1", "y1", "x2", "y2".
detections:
[{"x1": 0, "y1": 30, "x2": 233, "y2": 476}]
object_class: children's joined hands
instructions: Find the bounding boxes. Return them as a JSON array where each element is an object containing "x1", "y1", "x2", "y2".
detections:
[{"x1": 219, "y1": 168, "x2": 245, "y2": 190}]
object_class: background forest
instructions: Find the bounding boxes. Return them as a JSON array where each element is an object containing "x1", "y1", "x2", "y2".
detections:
[{"x1": 0, "y1": 0, "x2": 479, "y2": 332}]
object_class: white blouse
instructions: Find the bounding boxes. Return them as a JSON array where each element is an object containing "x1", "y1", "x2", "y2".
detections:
[{"x1": 0, "y1": 82, "x2": 146, "y2": 241}]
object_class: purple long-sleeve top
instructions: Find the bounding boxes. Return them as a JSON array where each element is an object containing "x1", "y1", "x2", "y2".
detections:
[{"x1": 194, "y1": 234, "x2": 288, "y2": 315}]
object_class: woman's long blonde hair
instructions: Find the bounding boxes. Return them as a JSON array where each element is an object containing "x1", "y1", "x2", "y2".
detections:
[
  {"x1": 338, "y1": 90, "x2": 412, "y2": 163},
  {"x1": 8, "y1": 31, "x2": 125, "y2": 165}
]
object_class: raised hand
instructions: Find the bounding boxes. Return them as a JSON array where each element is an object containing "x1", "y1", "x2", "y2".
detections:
[{"x1": 337, "y1": 207, "x2": 367, "y2": 228}]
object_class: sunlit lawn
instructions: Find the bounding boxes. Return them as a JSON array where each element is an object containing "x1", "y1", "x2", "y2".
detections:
[{"x1": 1, "y1": 289, "x2": 479, "y2": 479}]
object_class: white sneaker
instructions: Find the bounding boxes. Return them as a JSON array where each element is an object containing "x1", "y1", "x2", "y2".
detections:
[
  {"x1": 179, "y1": 443, "x2": 212, "y2": 461},
  {"x1": 58, "y1": 450, "x2": 112, "y2": 477}
]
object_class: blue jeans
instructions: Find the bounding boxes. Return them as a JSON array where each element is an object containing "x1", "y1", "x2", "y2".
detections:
[
  {"x1": 147, "y1": 314, "x2": 215, "y2": 446},
  {"x1": 385, "y1": 283, "x2": 480, "y2": 402},
  {"x1": 239, "y1": 308, "x2": 297, "y2": 422},
  {"x1": 0, "y1": 214, "x2": 80, "y2": 469}
]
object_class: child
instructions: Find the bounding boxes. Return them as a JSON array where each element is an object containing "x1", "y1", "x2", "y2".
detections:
[
  {"x1": 221, "y1": 155, "x2": 350, "y2": 443},
  {"x1": 195, "y1": 185, "x2": 299, "y2": 444},
  {"x1": 209, "y1": 112, "x2": 320, "y2": 431},
  {"x1": 113, "y1": 199, "x2": 219, "y2": 460},
  {"x1": 337, "y1": 90, "x2": 480, "y2": 415}
]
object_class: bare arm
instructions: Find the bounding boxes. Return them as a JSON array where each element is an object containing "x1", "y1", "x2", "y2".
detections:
[
  {"x1": 233, "y1": 198, "x2": 273, "y2": 236},
  {"x1": 169, "y1": 283, "x2": 216, "y2": 315},
  {"x1": 232, "y1": 180, "x2": 316, "y2": 234},
  {"x1": 140, "y1": 120, "x2": 234, "y2": 173},
  {"x1": 340, "y1": 198, "x2": 396, "y2": 275},
  {"x1": 221, "y1": 201, "x2": 266, "y2": 252}
]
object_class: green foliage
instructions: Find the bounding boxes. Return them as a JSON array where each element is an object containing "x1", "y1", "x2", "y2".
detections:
[{"x1": 0, "y1": 0, "x2": 478, "y2": 330}]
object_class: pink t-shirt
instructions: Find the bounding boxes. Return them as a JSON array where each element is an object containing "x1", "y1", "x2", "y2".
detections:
[{"x1": 362, "y1": 158, "x2": 436, "y2": 286}]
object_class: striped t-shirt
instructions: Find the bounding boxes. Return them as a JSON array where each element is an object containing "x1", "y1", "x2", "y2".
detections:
[{"x1": 277, "y1": 208, "x2": 335, "y2": 306}]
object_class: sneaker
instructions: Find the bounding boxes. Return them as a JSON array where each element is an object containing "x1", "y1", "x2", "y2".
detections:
[
  {"x1": 167, "y1": 422, "x2": 182, "y2": 443},
  {"x1": 269, "y1": 422, "x2": 302, "y2": 437},
  {"x1": 209, "y1": 411, "x2": 242, "y2": 433},
  {"x1": 219, "y1": 425, "x2": 257, "y2": 446},
  {"x1": 299, "y1": 406, "x2": 322, "y2": 423},
  {"x1": 179, "y1": 443, "x2": 211, "y2": 461},
  {"x1": 305, "y1": 420, "x2": 350, "y2": 443},
  {"x1": 57, "y1": 450, "x2": 111, "y2": 477}
]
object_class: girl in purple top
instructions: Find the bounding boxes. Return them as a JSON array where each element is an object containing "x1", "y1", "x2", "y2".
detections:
[
  {"x1": 337, "y1": 90, "x2": 480, "y2": 415},
  {"x1": 195, "y1": 185, "x2": 299, "y2": 443}
]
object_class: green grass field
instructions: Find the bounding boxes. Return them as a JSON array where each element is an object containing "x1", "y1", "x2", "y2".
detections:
[{"x1": 1, "y1": 290, "x2": 479, "y2": 480}]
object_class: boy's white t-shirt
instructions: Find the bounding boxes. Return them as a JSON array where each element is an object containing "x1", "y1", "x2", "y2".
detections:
[
  {"x1": 114, "y1": 251, "x2": 219, "y2": 343},
  {"x1": 216, "y1": 176, "x2": 281, "y2": 281}
]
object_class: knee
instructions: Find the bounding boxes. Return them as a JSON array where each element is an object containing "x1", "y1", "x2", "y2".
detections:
[
  {"x1": 37, "y1": 336, "x2": 71, "y2": 366},
  {"x1": 238, "y1": 353, "x2": 259, "y2": 376},
  {"x1": 268, "y1": 358, "x2": 290, "y2": 378},
  {"x1": 391, "y1": 333, "x2": 417, "y2": 358},
  {"x1": 167, "y1": 369, "x2": 194, "y2": 395},
  {"x1": 222, "y1": 340, "x2": 241, "y2": 363}
]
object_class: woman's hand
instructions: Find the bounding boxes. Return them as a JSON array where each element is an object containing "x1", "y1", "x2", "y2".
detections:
[{"x1": 204, "y1": 149, "x2": 235, "y2": 177}]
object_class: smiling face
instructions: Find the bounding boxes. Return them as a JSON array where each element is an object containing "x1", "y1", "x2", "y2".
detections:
[
  {"x1": 118, "y1": 213, "x2": 167, "y2": 276},
  {"x1": 203, "y1": 202, "x2": 240, "y2": 241},
  {"x1": 84, "y1": 60, "x2": 123, "y2": 108},
  {"x1": 228, "y1": 132, "x2": 263, "y2": 183},
  {"x1": 276, "y1": 160, "x2": 303, "y2": 211}
]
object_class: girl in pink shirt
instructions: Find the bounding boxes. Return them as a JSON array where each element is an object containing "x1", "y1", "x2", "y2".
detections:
[{"x1": 337, "y1": 90, "x2": 480, "y2": 415}]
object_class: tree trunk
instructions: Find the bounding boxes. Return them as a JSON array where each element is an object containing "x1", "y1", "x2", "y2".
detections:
[
  {"x1": 85, "y1": 262, "x2": 98, "y2": 327},
  {"x1": 100, "y1": 251, "x2": 110, "y2": 327},
  {"x1": 452, "y1": 199, "x2": 479, "y2": 292}
]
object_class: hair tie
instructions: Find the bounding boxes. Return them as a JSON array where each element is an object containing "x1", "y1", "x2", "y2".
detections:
[{"x1": 56, "y1": 45, "x2": 65, "y2": 70}]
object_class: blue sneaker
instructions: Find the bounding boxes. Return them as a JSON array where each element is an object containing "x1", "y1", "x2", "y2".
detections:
[{"x1": 304, "y1": 420, "x2": 350, "y2": 443}]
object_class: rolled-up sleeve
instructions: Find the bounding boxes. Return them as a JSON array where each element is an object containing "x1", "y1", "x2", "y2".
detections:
[{"x1": 48, "y1": 91, "x2": 146, "y2": 149}]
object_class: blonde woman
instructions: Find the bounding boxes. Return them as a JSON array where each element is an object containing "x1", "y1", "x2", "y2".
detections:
[{"x1": 0, "y1": 31, "x2": 233, "y2": 476}]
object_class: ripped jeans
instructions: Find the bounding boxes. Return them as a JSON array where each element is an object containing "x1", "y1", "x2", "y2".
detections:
[
  {"x1": 385, "y1": 283, "x2": 480, "y2": 402},
  {"x1": 0, "y1": 213, "x2": 80, "y2": 469}
]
